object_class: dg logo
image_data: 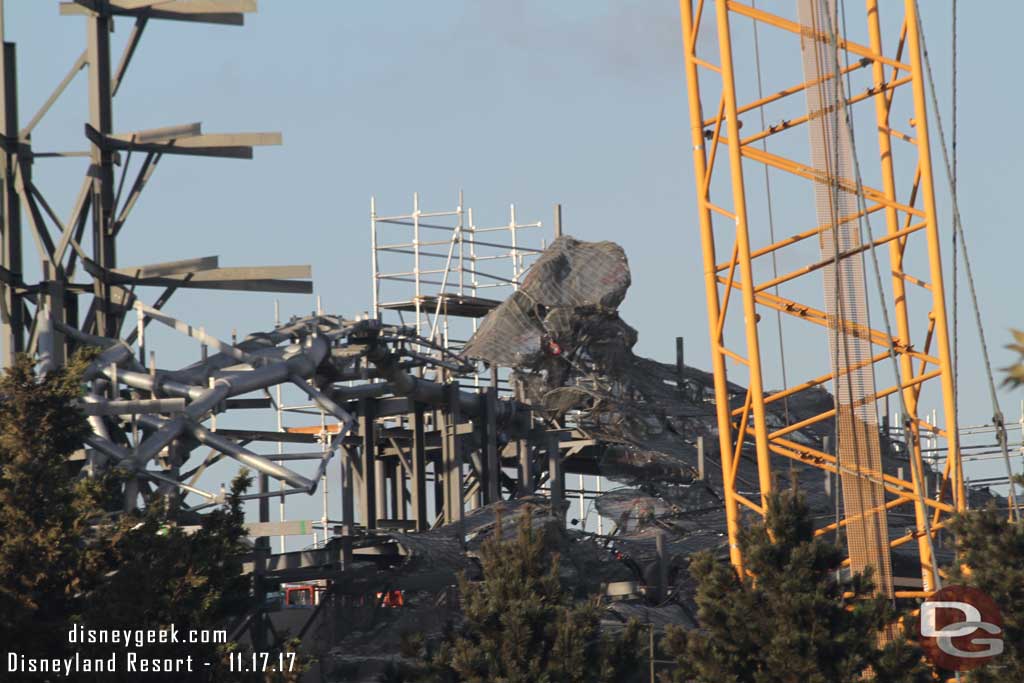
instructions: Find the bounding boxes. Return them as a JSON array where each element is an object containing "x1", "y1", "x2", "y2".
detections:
[{"x1": 919, "y1": 585, "x2": 1004, "y2": 672}]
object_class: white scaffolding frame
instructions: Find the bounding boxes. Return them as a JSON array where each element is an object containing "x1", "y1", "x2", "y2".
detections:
[{"x1": 371, "y1": 191, "x2": 546, "y2": 351}]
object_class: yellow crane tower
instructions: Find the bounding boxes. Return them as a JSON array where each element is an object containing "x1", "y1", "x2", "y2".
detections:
[{"x1": 677, "y1": 0, "x2": 964, "y2": 598}]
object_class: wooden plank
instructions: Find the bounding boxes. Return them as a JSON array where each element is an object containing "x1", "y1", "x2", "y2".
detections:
[
  {"x1": 61, "y1": 1, "x2": 254, "y2": 25},
  {"x1": 176, "y1": 265, "x2": 309, "y2": 281},
  {"x1": 113, "y1": 255, "x2": 219, "y2": 278},
  {"x1": 168, "y1": 132, "x2": 281, "y2": 148},
  {"x1": 114, "y1": 0, "x2": 257, "y2": 13},
  {"x1": 86, "y1": 125, "x2": 280, "y2": 159},
  {"x1": 109, "y1": 121, "x2": 201, "y2": 144},
  {"x1": 20, "y1": 51, "x2": 87, "y2": 139},
  {"x1": 286, "y1": 424, "x2": 344, "y2": 436},
  {"x1": 86, "y1": 259, "x2": 311, "y2": 294},
  {"x1": 134, "y1": 278, "x2": 311, "y2": 294},
  {"x1": 246, "y1": 520, "x2": 317, "y2": 538},
  {"x1": 111, "y1": 16, "x2": 148, "y2": 97}
]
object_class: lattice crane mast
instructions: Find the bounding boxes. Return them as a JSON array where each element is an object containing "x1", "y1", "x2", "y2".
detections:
[{"x1": 678, "y1": 0, "x2": 964, "y2": 597}]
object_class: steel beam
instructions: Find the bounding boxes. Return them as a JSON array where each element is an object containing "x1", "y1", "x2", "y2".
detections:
[
  {"x1": 359, "y1": 398, "x2": 377, "y2": 530},
  {"x1": 0, "y1": 39, "x2": 21, "y2": 365},
  {"x1": 86, "y1": 8, "x2": 117, "y2": 338},
  {"x1": 410, "y1": 403, "x2": 427, "y2": 531}
]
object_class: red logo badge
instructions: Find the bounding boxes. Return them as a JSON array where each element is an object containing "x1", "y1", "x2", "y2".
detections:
[{"x1": 919, "y1": 585, "x2": 1003, "y2": 671}]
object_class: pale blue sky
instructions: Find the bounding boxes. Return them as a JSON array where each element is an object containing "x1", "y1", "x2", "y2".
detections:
[{"x1": 6, "y1": 2, "x2": 1023, "y2": 517}]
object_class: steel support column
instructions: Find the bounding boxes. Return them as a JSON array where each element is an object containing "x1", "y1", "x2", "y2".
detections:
[
  {"x1": 359, "y1": 398, "x2": 377, "y2": 530},
  {"x1": 86, "y1": 9, "x2": 117, "y2": 338},
  {"x1": 446, "y1": 381, "x2": 464, "y2": 527},
  {"x1": 0, "y1": 37, "x2": 21, "y2": 366},
  {"x1": 410, "y1": 403, "x2": 427, "y2": 531},
  {"x1": 484, "y1": 383, "x2": 500, "y2": 503}
]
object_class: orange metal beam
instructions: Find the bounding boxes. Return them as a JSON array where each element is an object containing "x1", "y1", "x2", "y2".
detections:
[
  {"x1": 677, "y1": 0, "x2": 962, "y2": 592},
  {"x1": 726, "y1": 0, "x2": 911, "y2": 71},
  {"x1": 679, "y1": 0, "x2": 744, "y2": 569},
  {"x1": 715, "y1": 202, "x2": 885, "y2": 273},
  {"x1": 906, "y1": 0, "x2": 964, "y2": 512},
  {"x1": 714, "y1": 0, "x2": 774, "y2": 507},
  {"x1": 740, "y1": 76, "x2": 913, "y2": 147}
]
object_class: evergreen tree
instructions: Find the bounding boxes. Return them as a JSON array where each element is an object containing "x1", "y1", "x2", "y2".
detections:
[
  {"x1": 0, "y1": 354, "x2": 97, "y2": 658},
  {"x1": 78, "y1": 470, "x2": 256, "y2": 682},
  {"x1": 658, "y1": 490, "x2": 933, "y2": 683},
  {"x1": 404, "y1": 507, "x2": 645, "y2": 683},
  {"x1": 0, "y1": 355, "x2": 304, "y2": 682},
  {"x1": 945, "y1": 504, "x2": 1024, "y2": 682}
]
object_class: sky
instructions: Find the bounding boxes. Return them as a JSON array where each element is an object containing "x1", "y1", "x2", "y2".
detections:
[{"x1": 4, "y1": 1, "x2": 1023, "y2": 526}]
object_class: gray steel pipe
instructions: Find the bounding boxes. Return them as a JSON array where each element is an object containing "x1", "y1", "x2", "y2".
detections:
[
  {"x1": 131, "y1": 412, "x2": 315, "y2": 490},
  {"x1": 189, "y1": 422, "x2": 315, "y2": 490}
]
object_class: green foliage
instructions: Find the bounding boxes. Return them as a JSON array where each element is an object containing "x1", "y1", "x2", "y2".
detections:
[
  {"x1": 0, "y1": 354, "x2": 95, "y2": 656},
  {"x1": 83, "y1": 470, "x2": 253, "y2": 633},
  {"x1": 405, "y1": 508, "x2": 645, "y2": 683},
  {"x1": 0, "y1": 355, "x2": 302, "y2": 682},
  {"x1": 1003, "y1": 329, "x2": 1024, "y2": 387},
  {"x1": 946, "y1": 505, "x2": 1024, "y2": 682},
  {"x1": 657, "y1": 490, "x2": 933, "y2": 683}
]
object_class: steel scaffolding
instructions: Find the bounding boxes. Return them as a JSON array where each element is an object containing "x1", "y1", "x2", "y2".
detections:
[{"x1": 371, "y1": 192, "x2": 549, "y2": 353}]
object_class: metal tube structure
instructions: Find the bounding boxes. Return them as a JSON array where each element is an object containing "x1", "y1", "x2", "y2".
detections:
[
  {"x1": 370, "y1": 195, "x2": 379, "y2": 318},
  {"x1": 413, "y1": 192, "x2": 421, "y2": 336},
  {"x1": 6, "y1": 3, "x2": 624, "y2": 640}
]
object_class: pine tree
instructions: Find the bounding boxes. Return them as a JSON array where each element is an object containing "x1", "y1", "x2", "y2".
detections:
[
  {"x1": 404, "y1": 507, "x2": 646, "y2": 683},
  {"x1": 78, "y1": 470, "x2": 256, "y2": 681},
  {"x1": 0, "y1": 354, "x2": 96, "y2": 659},
  {"x1": 0, "y1": 355, "x2": 303, "y2": 682},
  {"x1": 945, "y1": 504, "x2": 1024, "y2": 682},
  {"x1": 658, "y1": 490, "x2": 933, "y2": 683}
]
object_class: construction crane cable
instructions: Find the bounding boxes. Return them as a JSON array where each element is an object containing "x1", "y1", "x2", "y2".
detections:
[
  {"x1": 951, "y1": 0, "x2": 959, "y2": 464},
  {"x1": 827, "y1": 0, "x2": 944, "y2": 590},
  {"x1": 750, "y1": 1, "x2": 792, "y2": 431},
  {"x1": 912, "y1": 1, "x2": 1021, "y2": 521}
]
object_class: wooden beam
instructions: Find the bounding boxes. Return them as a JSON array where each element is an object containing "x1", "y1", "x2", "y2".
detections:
[
  {"x1": 20, "y1": 50, "x2": 87, "y2": 139},
  {"x1": 86, "y1": 260, "x2": 312, "y2": 294},
  {"x1": 86, "y1": 125, "x2": 280, "y2": 159},
  {"x1": 110, "y1": 16, "x2": 148, "y2": 97},
  {"x1": 112, "y1": 255, "x2": 219, "y2": 278},
  {"x1": 61, "y1": 0, "x2": 254, "y2": 26},
  {"x1": 109, "y1": 121, "x2": 202, "y2": 144}
]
